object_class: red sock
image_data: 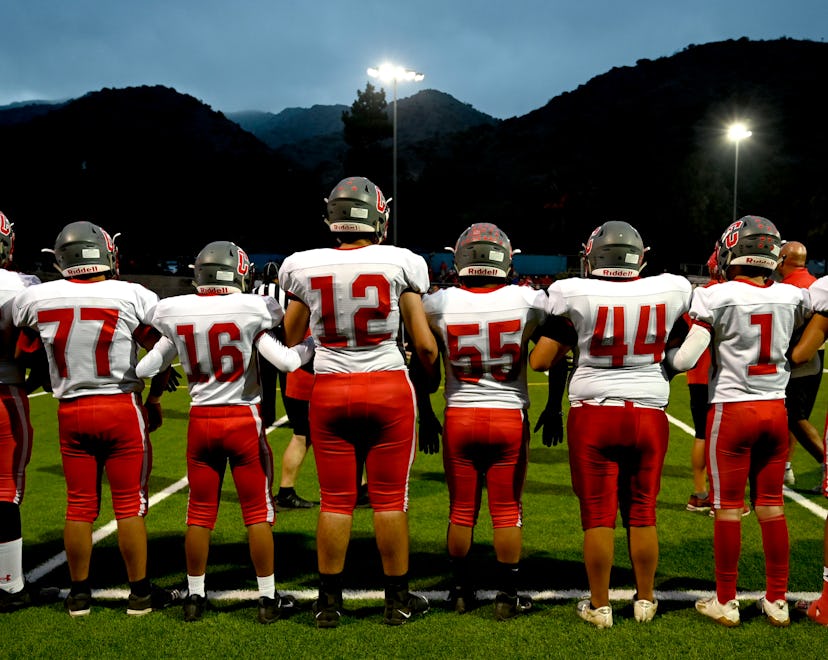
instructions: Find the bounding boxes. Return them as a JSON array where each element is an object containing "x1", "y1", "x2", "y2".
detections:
[
  {"x1": 714, "y1": 518, "x2": 741, "y2": 603},
  {"x1": 759, "y1": 514, "x2": 789, "y2": 602}
]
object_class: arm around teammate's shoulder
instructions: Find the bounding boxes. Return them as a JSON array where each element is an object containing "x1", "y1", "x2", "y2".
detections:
[{"x1": 400, "y1": 291, "x2": 438, "y2": 380}]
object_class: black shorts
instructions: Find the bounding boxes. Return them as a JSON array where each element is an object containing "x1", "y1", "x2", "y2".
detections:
[
  {"x1": 688, "y1": 383, "x2": 709, "y2": 439},
  {"x1": 283, "y1": 394, "x2": 310, "y2": 437},
  {"x1": 785, "y1": 370, "x2": 823, "y2": 422}
]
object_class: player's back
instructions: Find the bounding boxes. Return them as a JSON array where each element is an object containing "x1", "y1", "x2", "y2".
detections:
[
  {"x1": 547, "y1": 274, "x2": 692, "y2": 407},
  {"x1": 150, "y1": 293, "x2": 282, "y2": 406},
  {"x1": 0, "y1": 269, "x2": 40, "y2": 384},
  {"x1": 691, "y1": 280, "x2": 811, "y2": 402},
  {"x1": 424, "y1": 284, "x2": 547, "y2": 409},
  {"x1": 12, "y1": 278, "x2": 157, "y2": 398},
  {"x1": 279, "y1": 244, "x2": 429, "y2": 374}
]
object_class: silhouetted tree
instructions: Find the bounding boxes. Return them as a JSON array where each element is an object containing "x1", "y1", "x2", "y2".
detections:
[{"x1": 341, "y1": 83, "x2": 391, "y2": 180}]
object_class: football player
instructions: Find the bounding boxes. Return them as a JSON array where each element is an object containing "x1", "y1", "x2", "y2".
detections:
[
  {"x1": 13, "y1": 221, "x2": 176, "y2": 617},
  {"x1": 530, "y1": 221, "x2": 692, "y2": 628},
  {"x1": 135, "y1": 241, "x2": 313, "y2": 623},
  {"x1": 787, "y1": 274, "x2": 828, "y2": 626},
  {"x1": 670, "y1": 216, "x2": 810, "y2": 627},
  {"x1": 416, "y1": 223, "x2": 548, "y2": 620},
  {"x1": 279, "y1": 176, "x2": 439, "y2": 628},
  {"x1": 0, "y1": 212, "x2": 41, "y2": 612}
]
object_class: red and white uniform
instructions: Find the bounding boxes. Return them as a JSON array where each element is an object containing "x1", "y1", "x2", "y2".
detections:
[
  {"x1": 0, "y1": 270, "x2": 39, "y2": 505},
  {"x1": 687, "y1": 280, "x2": 811, "y2": 508},
  {"x1": 139, "y1": 292, "x2": 303, "y2": 528},
  {"x1": 279, "y1": 244, "x2": 429, "y2": 514},
  {"x1": 424, "y1": 284, "x2": 546, "y2": 528},
  {"x1": 546, "y1": 274, "x2": 692, "y2": 529},
  {"x1": 804, "y1": 276, "x2": 828, "y2": 498},
  {"x1": 13, "y1": 278, "x2": 158, "y2": 522}
]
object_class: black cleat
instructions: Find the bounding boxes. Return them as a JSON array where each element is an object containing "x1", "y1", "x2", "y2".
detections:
[
  {"x1": 65, "y1": 591, "x2": 92, "y2": 618},
  {"x1": 494, "y1": 592, "x2": 533, "y2": 621},
  {"x1": 0, "y1": 586, "x2": 31, "y2": 613},
  {"x1": 448, "y1": 585, "x2": 477, "y2": 614},
  {"x1": 258, "y1": 594, "x2": 297, "y2": 624},
  {"x1": 313, "y1": 592, "x2": 343, "y2": 629},
  {"x1": 383, "y1": 592, "x2": 429, "y2": 626},
  {"x1": 275, "y1": 492, "x2": 317, "y2": 510},
  {"x1": 127, "y1": 584, "x2": 182, "y2": 616},
  {"x1": 183, "y1": 594, "x2": 207, "y2": 622}
]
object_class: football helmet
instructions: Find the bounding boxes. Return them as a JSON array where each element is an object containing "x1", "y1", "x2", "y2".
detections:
[
  {"x1": 193, "y1": 241, "x2": 251, "y2": 294},
  {"x1": 325, "y1": 176, "x2": 389, "y2": 241},
  {"x1": 0, "y1": 211, "x2": 14, "y2": 268},
  {"x1": 53, "y1": 221, "x2": 118, "y2": 277},
  {"x1": 453, "y1": 223, "x2": 513, "y2": 278},
  {"x1": 716, "y1": 215, "x2": 781, "y2": 274},
  {"x1": 582, "y1": 221, "x2": 645, "y2": 279}
]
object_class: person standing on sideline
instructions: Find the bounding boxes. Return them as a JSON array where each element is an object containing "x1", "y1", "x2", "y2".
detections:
[
  {"x1": 136, "y1": 241, "x2": 313, "y2": 623},
  {"x1": 252, "y1": 261, "x2": 317, "y2": 510},
  {"x1": 669, "y1": 216, "x2": 810, "y2": 627},
  {"x1": 685, "y1": 249, "x2": 720, "y2": 513},
  {"x1": 280, "y1": 176, "x2": 439, "y2": 628},
  {"x1": 13, "y1": 221, "x2": 176, "y2": 617},
  {"x1": 530, "y1": 221, "x2": 691, "y2": 628},
  {"x1": 416, "y1": 223, "x2": 548, "y2": 620},
  {"x1": 776, "y1": 240, "x2": 824, "y2": 486},
  {"x1": 790, "y1": 274, "x2": 828, "y2": 626},
  {"x1": 0, "y1": 212, "x2": 41, "y2": 612}
]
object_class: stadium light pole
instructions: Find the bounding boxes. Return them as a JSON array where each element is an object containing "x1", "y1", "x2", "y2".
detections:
[
  {"x1": 727, "y1": 122, "x2": 752, "y2": 221},
  {"x1": 367, "y1": 63, "x2": 425, "y2": 245}
]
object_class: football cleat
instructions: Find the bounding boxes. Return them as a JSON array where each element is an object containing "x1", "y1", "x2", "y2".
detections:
[
  {"x1": 258, "y1": 594, "x2": 297, "y2": 624},
  {"x1": 756, "y1": 596, "x2": 790, "y2": 627},
  {"x1": 686, "y1": 493, "x2": 712, "y2": 512},
  {"x1": 634, "y1": 598, "x2": 658, "y2": 622},
  {"x1": 448, "y1": 585, "x2": 477, "y2": 614},
  {"x1": 576, "y1": 599, "x2": 613, "y2": 628},
  {"x1": 275, "y1": 492, "x2": 317, "y2": 510},
  {"x1": 493, "y1": 592, "x2": 533, "y2": 621},
  {"x1": 183, "y1": 594, "x2": 207, "y2": 622},
  {"x1": 313, "y1": 591, "x2": 343, "y2": 629},
  {"x1": 383, "y1": 592, "x2": 429, "y2": 626},
  {"x1": 65, "y1": 591, "x2": 92, "y2": 618},
  {"x1": 695, "y1": 596, "x2": 740, "y2": 627},
  {"x1": 0, "y1": 586, "x2": 31, "y2": 613}
]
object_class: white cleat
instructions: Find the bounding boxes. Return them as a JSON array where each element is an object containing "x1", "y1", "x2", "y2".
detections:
[
  {"x1": 633, "y1": 598, "x2": 658, "y2": 622},
  {"x1": 695, "y1": 596, "x2": 740, "y2": 627},
  {"x1": 576, "y1": 599, "x2": 613, "y2": 629},
  {"x1": 756, "y1": 596, "x2": 790, "y2": 627}
]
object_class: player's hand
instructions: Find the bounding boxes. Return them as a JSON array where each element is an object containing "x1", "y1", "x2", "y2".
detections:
[
  {"x1": 534, "y1": 408, "x2": 564, "y2": 447},
  {"x1": 166, "y1": 368, "x2": 182, "y2": 392},
  {"x1": 418, "y1": 412, "x2": 442, "y2": 454},
  {"x1": 145, "y1": 399, "x2": 163, "y2": 432}
]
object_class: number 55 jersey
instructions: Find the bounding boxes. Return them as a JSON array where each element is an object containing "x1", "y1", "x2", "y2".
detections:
[
  {"x1": 423, "y1": 284, "x2": 547, "y2": 409},
  {"x1": 545, "y1": 274, "x2": 692, "y2": 408}
]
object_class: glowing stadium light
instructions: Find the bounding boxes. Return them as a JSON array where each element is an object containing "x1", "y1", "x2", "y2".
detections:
[{"x1": 727, "y1": 122, "x2": 752, "y2": 221}]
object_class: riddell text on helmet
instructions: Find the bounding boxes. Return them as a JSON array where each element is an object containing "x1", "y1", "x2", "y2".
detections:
[{"x1": 466, "y1": 266, "x2": 501, "y2": 276}]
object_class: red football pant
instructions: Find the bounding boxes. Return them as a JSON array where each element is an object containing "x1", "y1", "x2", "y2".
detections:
[{"x1": 0, "y1": 385, "x2": 33, "y2": 505}]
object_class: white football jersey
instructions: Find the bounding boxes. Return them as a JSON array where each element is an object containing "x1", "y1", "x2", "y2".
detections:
[
  {"x1": 810, "y1": 276, "x2": 828, "y2": 312},
  {"x1": 546, "y1": 274, "x2": 692, "y2": 407},
  {"x1": 424, "y1": 285, "x2": 547, "y2": 409},
  {"x1": 0, "y1": 269, "x2": 41, "y2": 385},
  {"x1": 148, "y1": 293, "x2": 283, "y2": 406},
  {"x1": 13, "y1": 278, "x2": 159, "y2": 399},
  {"x1": 279, "y1": 244, "x2": 429, "y2": 374},
  {"x1": 688, "y1": 280, "x2": 811, "y2": 403}
]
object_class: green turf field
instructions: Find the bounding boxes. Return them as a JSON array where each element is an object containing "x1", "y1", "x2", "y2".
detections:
[{"x1": 2, "y1": 368, "x2": 826, "y2": 658}]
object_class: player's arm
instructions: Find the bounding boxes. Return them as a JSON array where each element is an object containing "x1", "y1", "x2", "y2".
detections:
[
  {"x1": 529, "y1": 316, "x2": 575, "y2": 446},
  {"x1": 400, "y1": 290, "x2": 439, "y2": 381},
  {"x1": 409, "y1": 343, "x2": 443, "y2": 454},
  {"x1": 791, "y1": 312, "x2": 828, "y2": 366},
  {"x1": 667, "y1": 322, "x2": 712, "y2": 373},
  {"x1": 283, "y1": 296, "x2": 311, "y2": 347},
  {"x1": 14, "y1": 329, "x2": 52, "y2": 393},
  {"x1": 135, "y1": 335, "x2": 178, "y2": 379},
  {"x1": 256, "y1": 331, "x2": 314, "y2": 372}
]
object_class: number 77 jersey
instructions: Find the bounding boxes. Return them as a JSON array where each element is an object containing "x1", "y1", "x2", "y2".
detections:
[{"x1": 545, "y1": 273, "x2": 692, "y2": 408}]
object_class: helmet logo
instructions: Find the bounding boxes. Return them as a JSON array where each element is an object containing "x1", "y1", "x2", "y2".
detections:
[
  {"x1": 375, "y1": 186, "x2": 386, "y2": 213},
  {"x1": 237, "y1": 248, "x2": 250, "y2": 276},
  {"x1": 722, "y1": 220, "x2": 744, "y2": 249},
  {"x1": 101, "y1": 229, "x2": 116, "y2": 253},
  {"x1": 0, "y1": 212, "x2": 10, "y2": 237}
]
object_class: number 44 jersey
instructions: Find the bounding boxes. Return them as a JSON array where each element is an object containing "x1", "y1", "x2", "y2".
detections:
[
  {"x1": 545, "y1": 274, "x2": 692, "y2": 408},
  {"x1": 423, "y1": 284, "x2": 547, "y2": 409}
]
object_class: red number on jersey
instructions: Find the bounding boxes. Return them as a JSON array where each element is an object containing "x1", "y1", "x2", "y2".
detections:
[
  {"x1": 36, "y1": 307, "x2": 119, "y2": 378},
  {"x1": 589, "y1": 304, "x2": 667, "y2": 367},
  {"x1": 446, "y1": 319, "x2": 522, "y2": 383},
  {"x1": 175, "y1": 322, "x2": 245, "y2": 383},
  {"x1": 748, "y1": 313, "x2": 777, "y2": 376},
  {"x1": 310, "y1": 273, "x2": 393, "y2": 348}
]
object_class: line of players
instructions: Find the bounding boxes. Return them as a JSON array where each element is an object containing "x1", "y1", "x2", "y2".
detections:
[{"x1": 0, "y1": 178, "x2": 826, "y2": 629}]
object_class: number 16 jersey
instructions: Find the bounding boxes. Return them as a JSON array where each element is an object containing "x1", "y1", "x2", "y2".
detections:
[{"x1": 545, "y1": 274, "x2": 692, "y2": 408}]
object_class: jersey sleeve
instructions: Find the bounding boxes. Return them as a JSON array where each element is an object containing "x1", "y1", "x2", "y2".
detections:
[
  {"x1": 402, "y1": 250, "x2": 430, "y2": 294},
  {"x1": 810, "y1": 276, "x2": 828, "y2": 313}
]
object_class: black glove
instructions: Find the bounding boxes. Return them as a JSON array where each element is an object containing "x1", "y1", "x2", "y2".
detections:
[
  {"x1": 418, "y1": 412, "x2": 442, "y2": 455},
  {"x1": 166, "y1": 368, "x2": 183, "y2": 392},
  {"x1": 145, "y1": 399, "x2": 163, "y2": 432},
  {"x1": 534, "y1": 408, "x2": 564, "y2": 447}
]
